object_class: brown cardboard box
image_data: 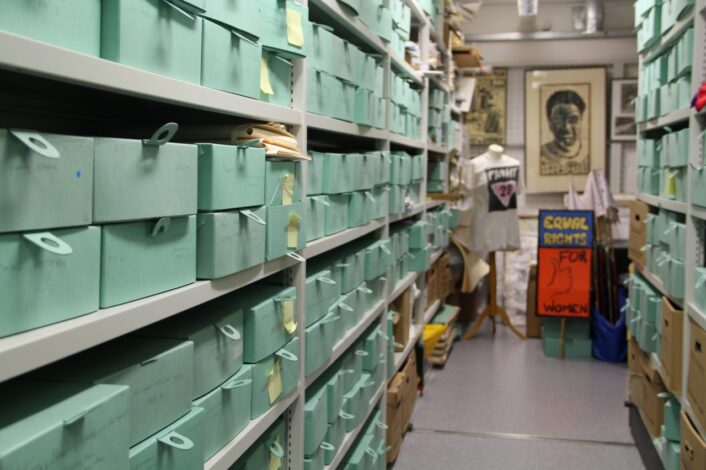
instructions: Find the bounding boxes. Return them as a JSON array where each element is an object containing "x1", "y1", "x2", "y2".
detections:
[
  {"x1": 628, "y1": 201, "x2": 651, "y2": 268},
  {"x1": 392, "y1": 288, "x2": 412, "y2": 352},
  {"x1": 659, "y1": 297, "x2": 683, "y2": 394},
  {"x1": 628, "y1": 338, "x2": 645, "y2": 375},
  {"x1": 526, "y1": 264, "x2": 542, "y2": 338},
  {"x1": 452, "y1": 46, "x2": 482, "y2": 68},
  {"x1": 386, "y1": 372, "x2": 405, "y2": 463},
  {"x1": 681, "y1": 411, "x2": 706, "y2": 470},
  {"x1": 640, "y1": 372, "x2": 668, "y2": 438},
  {"x1": 688, "y1": 318, "x2": 706, "y2": 432},
  {"x1": 401, "y1": 352, "x2": 418, "y2": 433},
  {"x1": 629, "y1": 373, "x2": 644, "y2": 408}
]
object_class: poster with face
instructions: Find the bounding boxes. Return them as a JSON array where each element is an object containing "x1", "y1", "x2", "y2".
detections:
[
  {"x1": 539, "y1": 84, "x2": 591, "y2": 176},
  {"x1": 524, "y1": 68, "x2": 606, "y2": 192}
]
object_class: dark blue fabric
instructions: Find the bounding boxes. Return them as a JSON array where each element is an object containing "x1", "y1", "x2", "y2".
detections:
[{"x1": 591, "y1": 288, "x2": 628, "y2": 362}]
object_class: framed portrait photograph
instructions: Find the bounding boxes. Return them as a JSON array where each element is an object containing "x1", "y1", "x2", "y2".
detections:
[
  {"x1": 611, "y1": 79, "x2": 637, "y2": 141},
  {"x1": 467, "y1": 68, "x2": 507, "y2": 146},
  {"x1": 524, "y1": 67, "x2": 606, "y2": 192}
]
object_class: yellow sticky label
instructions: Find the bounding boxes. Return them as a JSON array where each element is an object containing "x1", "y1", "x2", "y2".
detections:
[
  {"x1": 267, "y1": 360, "x2": 282, "y2": 405},
  {"x1": 282, "y1": 174, "x2": 294, "y2": 206},
  {"x1": 286, "y1": 7, "x2": 304, "y2": 47},
  {"x1": 260, "y1": 58, "x2": 274, "y2": 95},
  {"x1": 269, "y1": 437, "x2": 282, "y2": 470},
  {"x1": 283, "y1": 299, "x2": 297, "y2": 334},
  {"x1": 287, "y1": 212, "x2": 300, "y2": 249},
  {"x1": 665, "y1": 172, "x2": 677, "y2": 197}
]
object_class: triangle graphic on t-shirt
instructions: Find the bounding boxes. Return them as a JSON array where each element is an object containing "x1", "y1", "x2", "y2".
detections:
[{"x1": 490, "y1": 181, "x2": 517, "y2": 208}]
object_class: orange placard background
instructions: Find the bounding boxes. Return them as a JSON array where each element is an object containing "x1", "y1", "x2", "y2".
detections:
[{"x1": 537, "y1": 248, "x2": 592, "y2": 318}]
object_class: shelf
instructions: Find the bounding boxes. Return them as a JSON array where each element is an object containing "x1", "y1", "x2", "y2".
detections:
[
  {"x1": 642, "y1": 10, "x2": 695, "y2": 63},
  {"x1": 638, "y1": 108, "x2": 691, "y2": 133},
  {"x1": 424, "y1": 299, "x2": 442, "y2": 324},
  {"x1": 389, "y1": 50, "x2": 424, "y2": 85},
  {"x1": 389, "y1": 203, "x2": 426, "y2": 223},
  {"x1": 310, "y1": 0, "x2": 388, "y2": 53},
  {"x1": 635, "y1": 265, "x2": 684, "y2": 307},
  {"x1": 426, "y1": 200, "x2": 446, "y2": 210},
  {"x1": 0, "y1": 31, "x2": 302, "y2": 125},
  {"x1": 690, "y1": 203, "x2": 706, "y2": 221},
  {"x1": 0, "y1": 256, "x2": 297, "y2": 382},
  {"x1": 687, "y1": 303, "x2": 706, "y2": 331},
  {"x1": 427, "y1": 142, "x2": 448, "y2": 154},
  {"x1": 305, "y1": 300, "x2": 386, "y2": 387},
  {"x1": 405, "y1": 0, "x2": 427, "y2": 22},
  {"x1": 304, "y1": 219, "x2": 386, "y2": 259},
  {"x1": 429, "y1": 75, "x2": 450, "y2": 93},
  {"x1": 394, "y1": 324, "x2": 420, "y2": 370},
  {"x1": 637, "y1": 193, "x2": 688, "y2": 214},
  {"x1": 389, "y1": 133, "x2": 426, "y2": 149},
  {"x1": 389, "y1": 273, "x2": 419, "y2": 302},
  {"x1": 205, "y1": 391, "x2": 298, "y2": 470},
  {"x1": 306, "y1": 113, "x2": 389, "y2": 140},
  {"x1": 324, "y1": 382, "x2": 385, "y2": 470}
]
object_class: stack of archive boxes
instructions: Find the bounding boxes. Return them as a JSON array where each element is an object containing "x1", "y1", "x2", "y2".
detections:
[
  {"x1": 233, "y1": 417, "x2": 289, "y2": 469},
  {"x1": 390, "y1": 72, "x2": 423, "y2": 139},
  {"x1": 341, "y1": 407, "x2": 388, "y2": 469},
  {"x1": 541, "y1": 318, "x2": 592, "y2": 358},
  {"x1": 407, "y1": 221, "x2": 433, "y2": 273},
  {"x1": 1, "y1": 1, "x2": 306, "y2": 106},
  {"x1": 428, "y1": 87, "x2": 448, "y2": 144},
  {"x1": 307, "y1": 151, "x2": 390, "y2": 243},
  {"x1": 643, "y1": 208, "x2": 685, "y2": 299},
  {"x1": 691, "y1": 126, "x2": 706, "y2": 208},
  {"x1": 389, "y1": 0, "x2": 413, "y2": 58},
  {"x1": 388, "y1": 227, "x2": 412, "y2": 293},
  {"x1": 307, "y1": 23, "x2": 386, "y2": 127},
  {"x1": 389, "y1": 151, "x2": 424, "y2": 215},
  {"x1": 656, "y1": 395, "x2": 683, "y2": 470},
  {"x1": 427, "y1": 160, "x2": 447, "y2": 193},
  {"x1": 635, "y1": 6, "x2": 693, "y2": 122},
  {"x1": 626, "y1": 273, "x2": 663, "y2": 354},
  {"x1": 637, "y1": 131, "x2": 689, "y2": 201}
]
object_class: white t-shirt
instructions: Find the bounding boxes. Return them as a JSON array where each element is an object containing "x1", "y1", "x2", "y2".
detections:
[{"x1": 466, "y1": 153, "x2": 522, "y2": 253}]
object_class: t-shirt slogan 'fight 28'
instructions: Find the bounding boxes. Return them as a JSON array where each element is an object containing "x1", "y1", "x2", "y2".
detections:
[{"x1": 467, "y1": 153, "x2": 522, "y2": 253}]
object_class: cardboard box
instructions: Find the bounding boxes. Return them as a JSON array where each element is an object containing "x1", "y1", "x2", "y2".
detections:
[
  {"x1": 401, "y1": 352, "x2": 418, "y2": 433},
  {"x1": 640, "y1": 372, "x2": 668, "y2": 438},
  {"x1": 526, "y1": 264, "x2": 542, "y2": 338},
  {"x1": 688, "y1": 318, "x2": 706, "y2": 432},
  {"x1": 452, "y1": 46, "x2": 482, "y2": 68},
  {"x1": 628, "y1": 200, "x2": 651, "y2": 268},
  {"x1": 629, "y1": 373, "x2": 644, "y2": 408},
  {"x1": 659, "y1": 297, "x2": 683, "y2": 394},
  {"x1": 681, "y1": 411, "x2": 706, "y2": 469},
  {"x1": 393, "y1": 288, "x2": 412, "y2": 352},
  {"x1": 628, "y1": 337, "x2": 663, "y2": 384},
  {"x1": 386, "y1": 372, "x2": 405, "y2": 463}
]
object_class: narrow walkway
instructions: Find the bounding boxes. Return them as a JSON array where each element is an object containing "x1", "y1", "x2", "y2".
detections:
[{"x1": 393, "y1": 322, "x2": 644, "y2": 469}]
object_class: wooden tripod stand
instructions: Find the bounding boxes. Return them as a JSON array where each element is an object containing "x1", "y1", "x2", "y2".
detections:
[{"x1": 463, "y1": 251, "x2": 527, "y2": 340}]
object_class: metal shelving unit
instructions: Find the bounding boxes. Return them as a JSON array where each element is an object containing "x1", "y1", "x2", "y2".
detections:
[
  {"x1": 633, "y1": 0, "x2": 706, "y2": 454},
  {"x1": 0, "y1": 0, "x2": 460, "y2": 467}
]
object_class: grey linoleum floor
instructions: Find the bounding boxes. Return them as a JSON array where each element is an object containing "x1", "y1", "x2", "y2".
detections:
[{"x1": 393, "y1": 322, "x2": 646, "y2": 469}]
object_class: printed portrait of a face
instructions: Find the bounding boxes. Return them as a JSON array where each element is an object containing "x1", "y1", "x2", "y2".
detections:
[{"x1": 539, "y1": 84, "x2": 591, "y2": 176}]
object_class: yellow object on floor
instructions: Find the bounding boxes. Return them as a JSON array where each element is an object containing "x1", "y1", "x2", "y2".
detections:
[{"x1": 423, "y1": 324, "x2": 447, "y2": 358}]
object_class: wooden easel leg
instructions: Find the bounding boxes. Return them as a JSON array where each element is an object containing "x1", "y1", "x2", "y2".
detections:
[{"x1": 463, "y1": 252, "x2": 527, "y2": 340}]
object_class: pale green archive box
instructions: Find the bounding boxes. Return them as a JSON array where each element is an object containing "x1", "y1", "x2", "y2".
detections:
[
  {"x1": 204, "y1": 0, "x2": 261, "y2": 39},
  {"x1": 324, "y1": 194, "x2": 350, "y2": 236},
  {"x1": 305, "y1": 313, "x2": 339, "y2": 376},
  {"x1": 0, "y1": 0, "x2": 101, "y2": 56},
  {"x1": 250, "y1": 337, "x2": 300, "y2": 418},
  {"x1": 243, "y1": 286, "x2": 297, "y2": 363},
  {"x1": 129, "y1": 407, "x2": 204, "y2": 470},
  {"x1": 0, "y1": 381, "x2": 129, "y2": 470},
  {"x1": 193, "y1": 366, "x2": 252, "y2": 461},
  {"x1": 34, "y1": 337, "x2": 195, "y2": 447},
  {"x1": 100, "y1": 215, "x2": 196, "y2": 308},
  {"x1": 305, "y1": 268, "x2": 339, "y2": 327},
  {"x1": 0, "y1": 129, "x2": 94, "y2": 233},
  {"x1": 306, "y1": 196, "x2": 327, "y2": 242},
  {"x1": 0, "y1": 226, "x2": 100, "y2": 338},
  {"x1": 197, "y1": 144, "x2": 265, "y2": 211},
  {"x1": 101, "y1": 0, "x2": 204, "y2": 83},
  {"x1": 94, "y1": 128, "x2": 197, "y2": 223},
  {"x1": 139, "y1": 297, "x2": 244, "y2": 400},
  {"x1": 266, "y1": 202, "x2": 306, "y2": 259},
  {"x1": 304, "y1": 385, "x2": 329, "y2": 457},
  {"x1": 201, "y1": 19, "x2": 261, "y2": 99},
  {"x1": 260, "y1": 0, "x2": 308, "y2": 58},
  {"x1": 196, "y1": 207, "x2": 267, "y2": 279},
  {"x1": 266, "y1": 161, "x2": 301, "y2": 206},
  {"x1": 261, "y1": 51, "x2": 293, "y2": 107}
]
